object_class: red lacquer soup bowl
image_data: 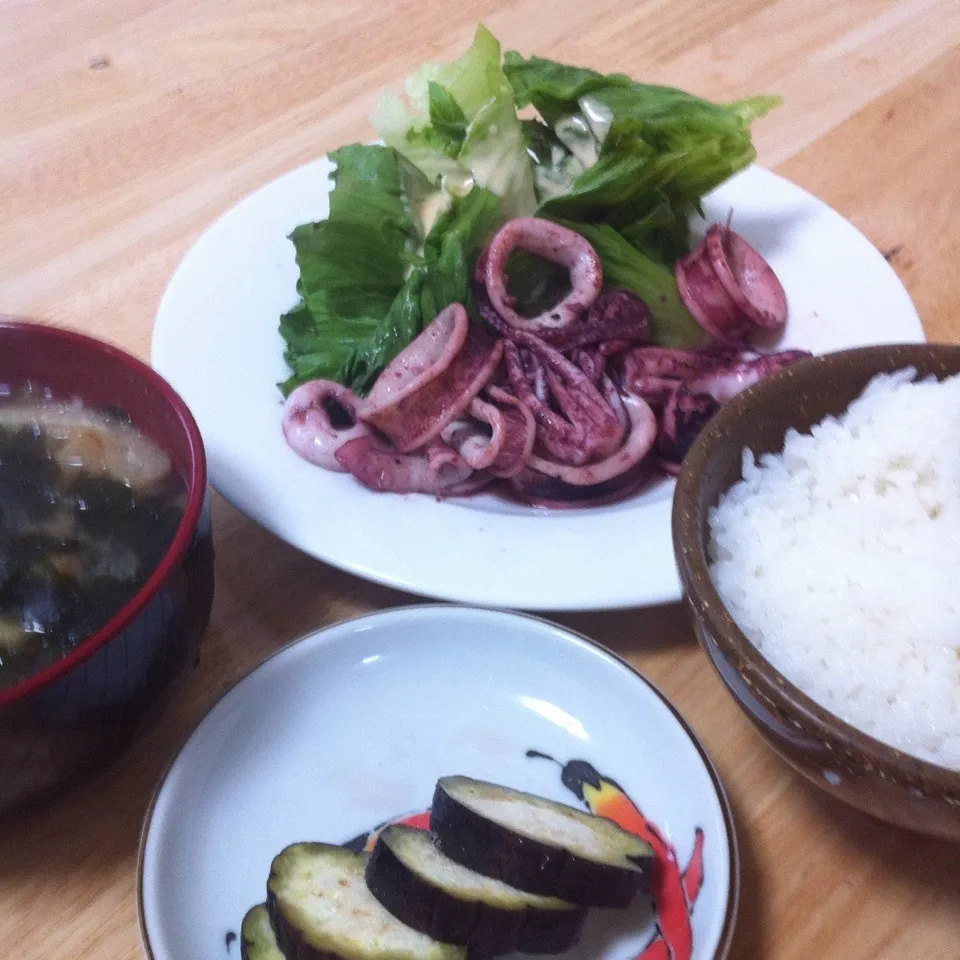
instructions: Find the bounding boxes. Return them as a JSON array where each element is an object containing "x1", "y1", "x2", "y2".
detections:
[{"x1": 0, "y1": 319, "x2": 214, "y2": 811}]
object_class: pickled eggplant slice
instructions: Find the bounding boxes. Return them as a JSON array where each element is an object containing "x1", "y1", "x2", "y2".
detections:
[
  {"x1": 366, "y1": 825, "x2": 586, "y2": 955},
  {"x1": 266, "y1": 842, "x2": 466, "y2": 960},
  {"x1": 432, "y1": 776, "x2": 654, "y2": 908},
  {"x1": 241, "y1": 904, "x2": 285, "y2": 960}
]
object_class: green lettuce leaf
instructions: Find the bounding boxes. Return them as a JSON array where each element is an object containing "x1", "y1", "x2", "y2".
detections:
[
  {"x1": 371, "y1": 25, "x2": 536, "y2": 218},
  {"x1": 282, "y1": 33, "x2": 780, "y2": 397},
  {"x1": 428, "y1": 81, "x2": 468, "y2": 155},
  {"x1": 504, "y1": 52, "x2": 779, "y2": 260},
  {"x1": 504, "y1": 56, "x2": 633, "y2": 123},
  {"x1": 340, "y1": 265, "x2": 428, "y2": 393},
  {"x1": 504, "y1": 51, "x2": 778, "y2": 142},
  {"x1": 279, "y1": 145, "x2": 418, "y2": 392},
  {"x1": 280, "y1": 144, "x2": 502, "y2": 396},
  {"x1": 617, "y1": 190, "x2": 693, "y2": 265},
  {"x1": 421, "y1": 185, "x2": 503, "y2": 317},
  {"x1": 351, "y1": 187, "x2": 502, "y2": 392},
  {"x1": 559, "y1": 221, "x2": 704, "y2": 348}
]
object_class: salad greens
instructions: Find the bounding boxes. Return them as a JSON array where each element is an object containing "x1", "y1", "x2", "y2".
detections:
[
  {"x1": 280, "y1": 144, "x2": 501, "y2": 395},
  {"x1": 503, "y1": 53, "x2": 780, "y2": 262},
  {"x1": 562, "y1": 222, "x2": 704, "y2": 348},
  {"x1": 371, "y1": 25, "x2": 537, "y2": 219},
  {"x1": 280, "y1": 26, "x2": 778, "y2": 396}
]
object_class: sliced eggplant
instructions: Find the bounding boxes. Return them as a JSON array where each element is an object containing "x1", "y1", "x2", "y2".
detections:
[
  {"x1": 240, "y1": 904, "x2": 285, "y2": 960},
  {"x1": 266, "y1": 842, "x2": 466, "y2": 960},
  {"x1": 431, "y1": 776, "x2": 654, "y2": 908},
  {"x1": 366, "y1": 824, "x2": 586, "y2": 955}
]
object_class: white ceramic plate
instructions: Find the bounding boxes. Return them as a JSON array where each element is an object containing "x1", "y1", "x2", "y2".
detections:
[
  {"x1": 138, "y1": 606, "x2": 738, "y2": 960},
  {"x1": 152, "y1": 162, "x2": 924, "y2": 610}
]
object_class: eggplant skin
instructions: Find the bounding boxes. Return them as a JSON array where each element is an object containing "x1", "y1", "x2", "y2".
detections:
[
  {"x1": 366, "y1": 826, "x2": 586, "y2": 955},
  {"x1": 431, "y1": 778, "x2": 653, "y2": 909}
]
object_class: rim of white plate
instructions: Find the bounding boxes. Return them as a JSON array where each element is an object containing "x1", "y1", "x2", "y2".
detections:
[
  {"x1": 152, "y1": 161, "x2": 924, "y2": 610},
  {"x1": 137, "y1": 604, "x2": 741, "y2": 960}
]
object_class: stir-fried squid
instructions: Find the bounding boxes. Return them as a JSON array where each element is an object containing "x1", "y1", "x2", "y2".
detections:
[{"x1": 282, "y1": 219, "x2": 807, "y2": 506}]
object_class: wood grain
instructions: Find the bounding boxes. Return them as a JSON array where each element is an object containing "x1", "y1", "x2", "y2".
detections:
[{"x1": 2, "y1": 1, "x2": 960, "y2": 958}]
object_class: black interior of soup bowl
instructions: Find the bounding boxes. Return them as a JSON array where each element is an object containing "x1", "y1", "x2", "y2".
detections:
[{"x1": 0, "y1": 319, "x2": 208, "y2": 706}]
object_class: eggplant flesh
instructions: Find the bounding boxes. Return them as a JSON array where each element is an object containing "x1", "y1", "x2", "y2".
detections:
[
  {"x1": 366, "y1": 825, "x2": 586, "y2": 955},
  {"x1": 432, "y1": 776, "x2": 654, "y2": 908},
  {"x1": 241, "y1": 904, "x2": 285, "y2": 960},
  {"x1": 266, "y1": 842, "x2": 466, "y2": 960}
]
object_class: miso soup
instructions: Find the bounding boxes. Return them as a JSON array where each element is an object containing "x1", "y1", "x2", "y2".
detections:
[{"x1": 0, "y1": 396, "x2": 186, "y2": 690}]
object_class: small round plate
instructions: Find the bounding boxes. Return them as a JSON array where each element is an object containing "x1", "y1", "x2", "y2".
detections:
[
  {"x1": 152, "y1": 162, "x2": 923, "y2": 610},
  {"x1": 138, "y1": 606, "x2": 738, "y2": 960}
]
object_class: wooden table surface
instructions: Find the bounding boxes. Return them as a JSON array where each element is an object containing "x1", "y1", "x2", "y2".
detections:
[{"x1": 3, "y1": 0, "x2": 960, "y2": 957}]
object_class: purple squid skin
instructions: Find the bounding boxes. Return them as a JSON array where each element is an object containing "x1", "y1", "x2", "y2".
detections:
[
  {"x1": 481, "y1": 218, "x2": 603, "y2": 338},
  {"x1": 283, "y1": 218, "x2": 809, "y2": 503},
  {"x1": 675, "y1": 223, "x2": 789, "y2": 341},
  {"x1": 656, "y1": 385, "x2": 721, "y2": 470},
  {"x1": 282, "y1": 380, "x2": 367, "y2": 470}
]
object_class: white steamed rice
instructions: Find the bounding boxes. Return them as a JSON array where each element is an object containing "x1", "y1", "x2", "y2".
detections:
[{"x1": 709, "y1": 367, "x2": 960, "y2": 770}]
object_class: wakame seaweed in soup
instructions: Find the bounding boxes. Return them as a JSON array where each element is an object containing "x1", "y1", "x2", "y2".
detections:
[{"x1": 0, "y1": 397, "x2": 186, "y2": 690}]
